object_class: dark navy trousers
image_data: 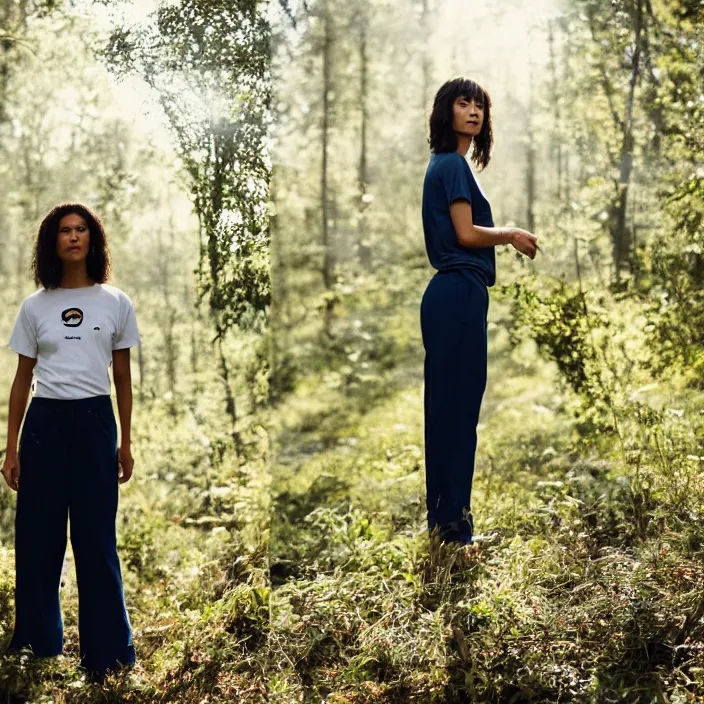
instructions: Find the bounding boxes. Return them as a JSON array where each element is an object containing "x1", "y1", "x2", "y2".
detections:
[
  {"x1": 9, "y1": 394, "x2": 135, "y2": 673},
  {"x1": 420, "y1": 268, "x2": 489, "y2": 538}
]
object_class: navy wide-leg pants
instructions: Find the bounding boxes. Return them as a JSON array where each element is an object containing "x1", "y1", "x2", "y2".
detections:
[
  {"x1": 420, "y1": 268, "x2": 489, "y2": 539},
  {"x1": 9, "y1": 394, "x2": 135, "y2": 673}
]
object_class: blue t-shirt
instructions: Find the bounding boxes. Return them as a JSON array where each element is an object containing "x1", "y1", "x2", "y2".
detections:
[{"x1": 422, "y1": 151, "x2": 496, "y2": 287}]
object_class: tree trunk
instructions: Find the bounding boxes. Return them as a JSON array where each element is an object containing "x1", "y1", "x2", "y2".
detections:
[
  {"x1": 164, "y1": 198, "x2": 178, "y2": 415},
  {"x1": 268, "y1": 172, "x2": 287, "y2": 403},
  {"x1": 548, "y1": 19, "x2": 563, "y2": 202},
  {"x1": 151, "y1": 196, "x2": 179, "y2": 413},
  {"x1": 562, "y1": 26, "x2": 572, "y2": 207},
  {"x1": 357, "y1": 9, "x2": 372, "y2": 268},
  {"x1": 320, "y1": 1, "x2": 334, "y2": 338},
  {"x1": 190, "y1": 315, "x2": 198, "y2": 375},
  {"x1": 217, "y1": 335, "x2": 240, "y2": 453},
  {"x1": 588, "y1": 0, "x2": 645, "y2": 286},
  {"x1": 525, "y1": 58, "x2": 536, "y2": 234},
  {"x1": 203, "y1": 131, "x2": 239, "y2": 435}
]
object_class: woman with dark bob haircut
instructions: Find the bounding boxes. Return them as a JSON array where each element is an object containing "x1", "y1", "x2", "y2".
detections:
[
  {"x1": 421, "y1": 78, "x2": 538, "y2": 544},
  {"x1": 2, "y1": 203, "x2": 141, "y2": 681}
]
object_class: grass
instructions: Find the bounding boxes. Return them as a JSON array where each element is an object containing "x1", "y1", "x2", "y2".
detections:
[{"x1": 268, "y1": 268, "x2": 704, "y2": 703}]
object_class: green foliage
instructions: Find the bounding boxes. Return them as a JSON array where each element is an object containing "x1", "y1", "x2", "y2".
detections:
[
  {"x1": 629, "y1": 8, "x2": 704, "y2": 386},
  {"x1": 243, "y1": 333, "x2": 274, "y2": 411},
  {"x1": 268, "y1": 345, "x2": 299, "y2": 404},
  {"x1": 641, "y1": 168, "x2": 704, "y2": 384},
  {"x1": 117, "y1": 504, "x2": 165, "y2": 584},
  {"x1": 101, "y1": 0, "x2": 272, "y2": 336},
  {"x1": 505, "y1": 276, "x2": 603, "y2": 402}
]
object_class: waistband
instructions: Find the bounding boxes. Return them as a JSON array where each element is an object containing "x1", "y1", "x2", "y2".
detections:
[
  {"x1": 436, "y1": 266, "x2": 489, "y2": 288},
  {"x1": 30, "y1": 394, "x2": 113, "y2": 409}
]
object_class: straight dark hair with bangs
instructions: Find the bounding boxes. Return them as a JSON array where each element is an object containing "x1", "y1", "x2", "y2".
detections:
[
  {"x1": 32, "y1": 203, "x2": 111, "y2": 290},
  {"x1": 428, "y1": 77, "x2": 493, "y2": 171}
]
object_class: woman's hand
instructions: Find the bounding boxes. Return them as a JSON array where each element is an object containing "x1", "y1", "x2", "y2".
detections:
[
  {"x1": 509, "y1": 228, "x2": 539, "y2": 259},
  {"x1": 2, "y1": 450, "x2": 20, "y2": 491},
  {"x1": 118, "y1": 445, "x2": 134, "y2": 485}
]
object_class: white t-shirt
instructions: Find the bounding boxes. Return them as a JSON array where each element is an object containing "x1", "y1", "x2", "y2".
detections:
[{"x1": 8, "y1": 283, "x2": 142, "y2": 400}]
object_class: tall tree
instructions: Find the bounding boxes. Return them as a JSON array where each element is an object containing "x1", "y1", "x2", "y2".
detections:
[
  {"x1": 547, "y1": 18, "x2": 564, "y2": 203},
  {"x1": 355, "y1": 0, "x2": 371, "y2": 267},
  {"x1": 525, "y1": 57, "x2": 536, "y2": 235},
  {"x1": 583, "y1": 0, "x2": 647, "y2": 286},
  {"x1": 102, "y1": 0, "x2": 271, "y2": 444},
  {"x1": 320, "y1": 0, "x2": 335, "y2": 338}
]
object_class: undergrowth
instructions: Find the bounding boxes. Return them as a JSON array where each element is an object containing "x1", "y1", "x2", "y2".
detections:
[{"x1": 268, "y1": 267, "x2": 704, "y2": 703}]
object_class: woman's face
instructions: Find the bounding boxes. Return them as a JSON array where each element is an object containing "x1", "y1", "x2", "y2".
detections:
[
  {"x1": 56, "y1": 213, "x2": 90, "y2": 263},
  {"x1": 452, "y1": 94, "x2": 484, "y2": 140}
]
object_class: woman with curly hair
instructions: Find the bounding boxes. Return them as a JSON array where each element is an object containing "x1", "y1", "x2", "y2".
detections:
[
  {"x1": 421, "y1": 78, "x2": 539, "y2": 545},
  {"x1": 2, "y1": 203, "x2": 140, "y2": 680}
]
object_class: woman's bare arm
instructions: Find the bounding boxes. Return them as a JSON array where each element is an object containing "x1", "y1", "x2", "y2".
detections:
[
  {"x1": 2, "y1": 355, "x2": 37, "y2": 491},
  {"x1": 450, "y1": 200, "x2": 538, "y2": 258},
  {"x1": 112, "y1": 347, "x2": 134, "y2": 484}
]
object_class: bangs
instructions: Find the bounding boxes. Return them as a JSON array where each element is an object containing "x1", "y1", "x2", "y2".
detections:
[{"x1": 455, "y1": 79, "x2": 486, "y2": 104}]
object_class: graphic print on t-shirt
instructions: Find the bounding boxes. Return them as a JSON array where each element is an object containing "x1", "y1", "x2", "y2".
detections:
[{"x1": 61, "y1": 308, "x2": 84, "y2": 327}]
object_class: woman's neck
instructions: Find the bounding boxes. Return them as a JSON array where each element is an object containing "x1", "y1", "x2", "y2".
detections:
[
  {"x1": 456, "y1": 133, "x2": 472, "y2": 157},
  {"x1": 59, "y1": 264, "x2": 93, "y2": 289}
]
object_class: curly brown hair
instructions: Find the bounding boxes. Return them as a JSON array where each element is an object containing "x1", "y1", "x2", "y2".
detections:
[
  {"x1": 428, "y1": 77, "x2": 493, "y2": 171},
  {"x1": 32, "y1": 203, "x2": 111, "y2": 289}
]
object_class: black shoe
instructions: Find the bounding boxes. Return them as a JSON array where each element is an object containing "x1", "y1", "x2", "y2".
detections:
[
  {"x1": 85, "y1": 662, "x2": 134, "y2": 685},
  {"x1": 438, "y1": 519, "x2": 473, "y2": 545},
  {"x1": 86, "y1": 669, "x2": 106, "y2": 685}
]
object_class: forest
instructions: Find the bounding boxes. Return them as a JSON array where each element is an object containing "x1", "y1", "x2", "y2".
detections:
[
  {"x1": 0, "y1": 0, "x2": 703, "y2": 702},
  {"x1": 268, "y1": 0, "x2": 704, "y2": 701}
]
